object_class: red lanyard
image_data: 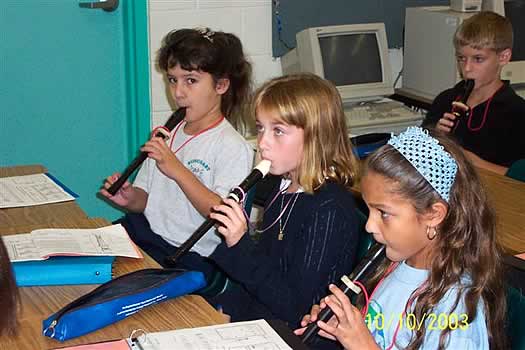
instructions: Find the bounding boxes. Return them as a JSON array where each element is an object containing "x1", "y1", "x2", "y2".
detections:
[
  {"x1": 169, "y1": 116, "x2": 224, "y2": 154},
  {"x1": 455, "y1": 84, "x2": 503, "y2": 132},
  {"x1": 466, "y1": 96, "x2": 492, "y2": 132}
]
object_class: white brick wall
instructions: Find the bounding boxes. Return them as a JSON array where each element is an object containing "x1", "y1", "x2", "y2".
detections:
[{"x1": 148, "y1": 0, "x2": 282, "y2": 128}]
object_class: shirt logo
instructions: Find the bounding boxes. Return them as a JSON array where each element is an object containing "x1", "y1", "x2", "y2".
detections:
[
  {"x1": 367, "y1": 300, "x2": 386, "y2": 349},
  {"x1": 187, "y1": 159, "x2": 211, "y2": 179}
]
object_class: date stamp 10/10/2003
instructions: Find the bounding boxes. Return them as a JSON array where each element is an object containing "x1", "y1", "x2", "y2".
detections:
[{"x1": 365, "y1": 312, "x2": 470, "y2": 332}]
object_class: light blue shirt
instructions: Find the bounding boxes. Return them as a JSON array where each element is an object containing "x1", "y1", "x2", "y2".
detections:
[{"x1": 366, "y1": 261, "x2": 489, "y2": 349}]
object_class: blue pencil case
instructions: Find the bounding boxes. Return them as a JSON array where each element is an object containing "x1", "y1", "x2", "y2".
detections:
[{"x1": 43, "y1": 268, "x2": 206, "y2": 341}]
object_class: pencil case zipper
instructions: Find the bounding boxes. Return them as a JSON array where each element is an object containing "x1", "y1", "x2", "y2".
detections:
[{"x1": 43, "y1": 268, "x2": 186, "y2": 337}]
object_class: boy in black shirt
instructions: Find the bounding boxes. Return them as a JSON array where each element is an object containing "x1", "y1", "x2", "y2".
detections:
[{"x1": 423, "y1": 11, "x2": 525, "y2": 175}]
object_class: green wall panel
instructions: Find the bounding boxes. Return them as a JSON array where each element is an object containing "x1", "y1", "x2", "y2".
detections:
[{"x1": 1, "y1": 1, "x2": 149, "y2": 221}]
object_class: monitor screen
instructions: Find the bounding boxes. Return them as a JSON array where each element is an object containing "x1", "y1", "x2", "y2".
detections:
[{"x1": 319, "y1": 33, "x2": 383, "y2": 86}]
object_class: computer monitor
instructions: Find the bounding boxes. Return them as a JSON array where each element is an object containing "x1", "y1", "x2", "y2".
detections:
[{"x1": 281, "y1": 23, "x2": 393, "y2": 105}]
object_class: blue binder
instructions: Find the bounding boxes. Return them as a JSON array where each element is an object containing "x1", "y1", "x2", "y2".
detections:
[{"x1": 12, "y1": 256, "x2": 115, "y2": 287}]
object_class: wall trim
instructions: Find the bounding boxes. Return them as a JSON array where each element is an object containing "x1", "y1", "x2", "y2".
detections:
[{"x1": 122, "y1": 0, "x2": 150, "y2": 160}]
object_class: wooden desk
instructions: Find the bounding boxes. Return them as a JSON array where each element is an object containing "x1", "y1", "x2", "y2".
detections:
[
  {"x1": 0, "y1": 166, "x2": 226, "y2": 350},
  {"x1": 477, "y1": 168, "x2": 525, "y2": 255}
]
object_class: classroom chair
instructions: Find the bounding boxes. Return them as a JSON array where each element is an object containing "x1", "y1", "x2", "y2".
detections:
[
  {"x1": 197, "y1": 266, "x2": 232, "y2": 298},
  {"x1": 504, "y1": 254, "x2": 525, "y2": 350},
  {"x1": 507, "y1": 285, "x2": 525, "y2": 349},
  {"x1": 351, "y1": 133, "x2": 390, "y2": 160},
  {"x1": 355, "y1": 208, "x2": 374, "y2": 261},
  {"x1": 506, "y1": 159, "x2": 525, "y2": 182},
  {"x1": 351, "y1": 192, "x2": 375, "y2": 262}
]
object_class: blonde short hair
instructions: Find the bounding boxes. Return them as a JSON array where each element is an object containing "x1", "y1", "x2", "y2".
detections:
[
  {"x1": 252, "y1": 73, "x2": 359, "y2": 193},
  {"x1": 454, "y1": 11, "x2": 513, "y2": 52}
]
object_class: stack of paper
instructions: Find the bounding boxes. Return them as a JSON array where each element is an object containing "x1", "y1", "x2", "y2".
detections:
[
  {"x1": 52, "y1": 320, "x2": 296, "y2": 350},
  {"x1": 130, "y1": 319, "x2": 293, "y2": 350},
  {"x1": 2, "y1": 224, "x2": 142, "y2": 286},
  {"x1": 3, "y1": 224, "x2": 142, "y2": 262},
  {"x1": 0, "y1": 173, "x2": 77, "y2": 208}
]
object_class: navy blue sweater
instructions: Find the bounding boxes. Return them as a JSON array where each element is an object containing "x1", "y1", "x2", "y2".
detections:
[{"x1": 210, "y1": 181, "x2": 359, "y2": 333}]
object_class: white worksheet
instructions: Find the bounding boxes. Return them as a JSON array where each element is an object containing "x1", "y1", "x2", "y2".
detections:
[
  {"x1": 128, "y1": 319, "x2": 292, "y2": 350},
  {"x1": 2, "y1": 224, "x2": 142, "y2": 262},
  {"x1": 0, "y1": 173, "x2": 76, "y2": 208}
]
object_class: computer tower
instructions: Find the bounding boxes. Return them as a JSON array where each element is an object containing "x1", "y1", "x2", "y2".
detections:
[
  {"x1": 402, "y1": 7, "x2": 473, "y2": 101},
  {"x1": 450, "y1": 0, "x2": 482, "y2": 12}
]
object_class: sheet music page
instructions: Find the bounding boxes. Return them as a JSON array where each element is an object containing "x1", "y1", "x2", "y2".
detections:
[
  {"x1": 0, "y1": 173, "x2": 75, "y2": 208},
  {"x1": 134, "y1": 319, "x2": 292, "y2": 350},
  {"x1": 2, "y1": 233, "x2": 43, "y2": 261},
  {"x1": 4, "y1": 224, "x2": 142, "y2": 262}
]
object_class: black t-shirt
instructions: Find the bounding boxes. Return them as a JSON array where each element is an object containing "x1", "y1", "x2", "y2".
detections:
[{"x1": 423, "y1": 81, "x2": 525, "y2": 167}]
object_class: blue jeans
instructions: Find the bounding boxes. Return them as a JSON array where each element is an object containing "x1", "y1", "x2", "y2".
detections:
[{"x1": 115, "y1": 213, "x2": 219, "y2": 282}]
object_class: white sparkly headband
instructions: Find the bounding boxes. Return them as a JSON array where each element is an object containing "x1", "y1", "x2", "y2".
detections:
[{"x1": 387, "y1": 127, "x2": 458, "y2": 202}]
